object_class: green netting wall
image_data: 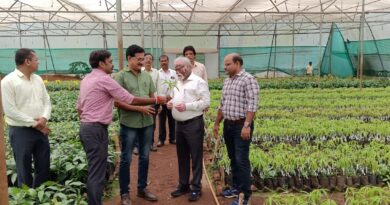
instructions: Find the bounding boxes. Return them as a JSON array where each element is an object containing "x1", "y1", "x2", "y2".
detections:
[
  {"x1": 321, "y1": 23, "x2": 355, "y2": 78},
  {"x1": 219, "y1": 46, "x2": 322, "y2": 76},
  {"x1": 219, "y1": 24, "x2": 390, "y2": 78},
  {"x1": 347, "y1": 39, "x2": 390, "y2": 76},
  {"x1": 0, "y1": 48, "x2": 162, "y2": 75}
]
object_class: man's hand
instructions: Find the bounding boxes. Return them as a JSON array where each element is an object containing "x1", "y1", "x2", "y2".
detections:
[
  {"x1": 174, "y1": 102, "x2": 186, "y2": 112},
  {"x1": 241, "y1": 127, "x2": 251, "y2": 140},
  {"x1": 156, "y1": 96, "x2": 167, "y2": 104},
  {"x1": 213, "y1": 123, "x2": 219, "y2": 139},
  {"x1": 167, "y1": 100, "x2": 173, "y2": 110},
  {"x1": 33, "y1": 117, "x2": 47, "y2": 130},
  {"x1": 38, "y1": 125, "x2": 51, "y2": 136},
  {"x1": 138, "y1": 106, "x2": 155, "y2": 116}
]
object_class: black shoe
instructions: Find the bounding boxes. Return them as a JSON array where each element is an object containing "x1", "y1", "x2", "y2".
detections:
[
  {"x1": 169, "y1": 140, "x2": 176, "y2": 144},
  {"x1": 171, "y1": 187, "x2": 190, "y2": 198},
  {"x1": 137, "y1": 189, "x2": 158, "y2": 201},
  {"x1": 188, "y1": 191, "x2": 201, "y2": 202},
  {"x1": 157, "y1": 141, "x2": 164, "y2": 147}
]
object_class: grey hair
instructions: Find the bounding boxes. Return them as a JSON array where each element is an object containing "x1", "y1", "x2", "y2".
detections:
[{"x1": 174, "y1": 56, "x2": 192, "y2": 69}]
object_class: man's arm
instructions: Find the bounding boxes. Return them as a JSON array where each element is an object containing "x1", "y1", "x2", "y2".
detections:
[
  {"x1": 213, "y1": 108, "x2": 224, "y2": 139},
  {"x1": 1, "y1": 79, "x2": 36, "y2": 127},
  {"x1": 241, "y1": 75, "x2": 260, "y2": 140},
  {"x1": 104, "y1": 74, "x2": 165, "y2": 105},
  {"x1": 115, "y1": 101, "x2": 155, "y2": 115}
]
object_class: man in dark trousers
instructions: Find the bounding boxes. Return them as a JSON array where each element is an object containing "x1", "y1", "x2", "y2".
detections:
[
  {"x1": 77, "y1": 50, "x2": 165, "y2": 205},
  {"x1": 168, "y1": 56, "x2": 210, "y2": 202},
  {"x1": 213, "y1": 53, "x2": 259, "y2": 205},
  {"x1": 156, "y1": 55, "x2": 177, "y2": 146},
  {"x1": 1, "y1": 48, "x2": 51, "y2": 188}
]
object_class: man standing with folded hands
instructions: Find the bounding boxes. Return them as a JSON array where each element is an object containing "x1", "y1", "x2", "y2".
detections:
[{"x1": 168, "y1": 56, "x2": 210, "y2": 202}]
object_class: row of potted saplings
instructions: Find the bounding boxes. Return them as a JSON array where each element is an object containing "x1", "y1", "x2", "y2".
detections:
[
  {"x1": 214, "y1": 141, "x2": 389, "y2": 192},
  {"x1": 251, "y1": 172, "x2": 386, "y2": 192}
]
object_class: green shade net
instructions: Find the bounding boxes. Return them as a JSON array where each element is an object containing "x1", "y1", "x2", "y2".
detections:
[
  {"x1": 219, "y1": 46, "x2": 322, "y2": 77},
  {"x1": 0, "y1": 48, "x2": 162, "y2": 75},
  {"x1": 347, "y1": 39, "x2": 390, "y2": 77},
  {"x1": 320, "y1": 23, "x2": 355, "y2": 77}
]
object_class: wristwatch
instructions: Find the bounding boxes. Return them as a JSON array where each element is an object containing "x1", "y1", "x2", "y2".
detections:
[{"x1": 243, "y1": 121, "x2": 251, "y2": 128}]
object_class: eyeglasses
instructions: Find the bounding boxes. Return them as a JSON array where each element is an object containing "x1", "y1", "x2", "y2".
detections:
[{"x1": 132, "y1": 57, "x2": 144, "y2": 62}]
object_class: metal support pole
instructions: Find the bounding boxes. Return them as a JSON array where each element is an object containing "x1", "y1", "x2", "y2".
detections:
[
  {"x1": 329, "y1": 23, "x2": 334, "y2": 75},
  {"x1": 266, "y1": 24, "x2": 276, "y2": 78},
  {"x1": 0, "y1": 88, "x2": 9, "y2": 205},
  {"x1": 43, "y1": 23, "x2": 48, "y2": 75},
  {"x1": 318, "y1": 14, "x2": 324, "y2": 84},
  {"x1": 150, "y1": 0, "x2": 154, "y2": 60},
  {"x1": 18, "y1": 13, "x2": 22, "y2": 48},
  {"x1": 117, "y1": 0, "x2": 124, "y2": 70},
  {"x1": 365, "y1": 20, "x2": 384, "y2": 74},
  {"x1": 156, "y1": 2, "x2": 160, "y2": 66},
  {"x1": 140, "y1": 0, "x2": 145, "y2": 47},
  {"x1": 359, "y1": 0, "x2": 365, "y2": 89},
  {"x1": 103, "y1": 23, "x2": 108, "y2": 49},
  {"x1": 217, "y1": 24, "x2": 221, "y2": 78},
  {"x1": 291, "y1": 14, "x2": 295, "y2": 76},
  {"x1": 273, "y1": 25, "x2": 277, "y2": 78}
]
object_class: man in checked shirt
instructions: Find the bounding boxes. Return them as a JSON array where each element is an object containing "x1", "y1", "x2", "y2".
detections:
[{"x1": 213, "y1": 53, "x2": 259, "y2": 205}]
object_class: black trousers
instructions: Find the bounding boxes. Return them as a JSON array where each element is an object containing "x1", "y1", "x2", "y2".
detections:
[
  {"x1": 175, "y1": 115, "x2": 204, "y2": 192},
  {"x1": 159, "y1": 105, "x2": 175, "y2": 143},
  {"x1": 9, "y1": 126, "x2": 50, "y2": 188},
  {"x1": 79, "y1": 122, "x2": 108, "y2": 205}
]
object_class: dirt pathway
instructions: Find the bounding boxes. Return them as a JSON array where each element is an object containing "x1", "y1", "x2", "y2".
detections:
[{"x1": 103, "y1": 142, "x2": 216, "y2": 205}]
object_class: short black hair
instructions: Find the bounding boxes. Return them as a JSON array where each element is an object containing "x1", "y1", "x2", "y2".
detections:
[
  {"x1": 126, "y1": 44, "x2": 145, "y2": 60},
  {"x1": 159, "y1": 54, "x2": 169, "y2": 61},
  {"x1": 15, "y1": 48, "x2": 35, "y2": 66},
  {"x1": 183, "y1": 45, "x2": 196, "y2": 56},
  {"x1": 89, "y1": 50, "x2": 111, "y2": 68},
  {"x1": 145, "y1": 52, "x2": 153, "y2": 59},
  {"x1": 232, "y1": 54, "x2": 243, "y2": 66}
]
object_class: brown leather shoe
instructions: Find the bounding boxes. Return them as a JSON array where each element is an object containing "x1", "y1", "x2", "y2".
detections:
[
  {"x1": 121, "y1": 193, "x2": 131, "y2": 205},
  {"x1": 137, "y1": 188, "x2": 158, "y2": 201}
]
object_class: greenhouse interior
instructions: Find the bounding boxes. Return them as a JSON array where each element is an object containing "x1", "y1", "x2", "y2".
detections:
[{"x1": 0, "y1": 0, "x2": 390, "y2": 205}]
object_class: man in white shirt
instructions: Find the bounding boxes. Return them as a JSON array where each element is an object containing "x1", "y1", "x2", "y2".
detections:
[
  {"x1": 183, "y1": 45, "x2": 208, "y2": 82},
  {"x1": 141, "y1": 52, "x2": 159, "y2": 152},
  {"x1": 156, "y1": 55, "x2": 177, "y2": 146},
  {"x1": 168, "y1": 57, "x2": 210, "y2": 202},
  {"x1": 306, "y1": 61, "x2": 313, "y2": 76},
  {"x1": 1, "y1": 48, "x2": 51, "y2": 188}
]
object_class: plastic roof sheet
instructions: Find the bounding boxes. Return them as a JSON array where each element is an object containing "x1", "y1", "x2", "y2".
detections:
[{"x1": 0, "y1": 0, "x2": 389, "y2": 36}]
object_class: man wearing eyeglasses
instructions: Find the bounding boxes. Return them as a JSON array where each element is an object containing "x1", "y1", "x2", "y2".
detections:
[{"x1": 114, "y1": 44, "x2": 159, "y2": 205}]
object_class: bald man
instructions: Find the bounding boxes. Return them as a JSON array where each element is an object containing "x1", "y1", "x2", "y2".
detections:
[{"x1": 213, "y1": 53, "x2": 259, "y2": 205}]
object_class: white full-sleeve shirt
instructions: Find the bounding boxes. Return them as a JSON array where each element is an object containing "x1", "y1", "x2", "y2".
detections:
[
  {"x1": 171, "y1": 73, "x2": 210, "y2": 122},
  {"x1": 1, "y1": 69, "x2": 51, "y2": 127},
  {"x1": 156, "y1": 68, "x2": 177, "y2": 97}
]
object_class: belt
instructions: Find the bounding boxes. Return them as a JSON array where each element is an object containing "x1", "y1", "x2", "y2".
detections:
[
  {"x1": 176, "y1": 115, "x2": 203, "y2": 125},
  {"x1": 225, "y1": 118, "x2": 246, "y2": 125},
  {"x1": 81, "y1": 122, "x2": 108, "y2": 128}
]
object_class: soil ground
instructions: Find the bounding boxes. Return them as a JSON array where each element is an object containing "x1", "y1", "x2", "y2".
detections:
[{"x1": 102, "y1": 140, "x2": 216, "y2": 205}]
